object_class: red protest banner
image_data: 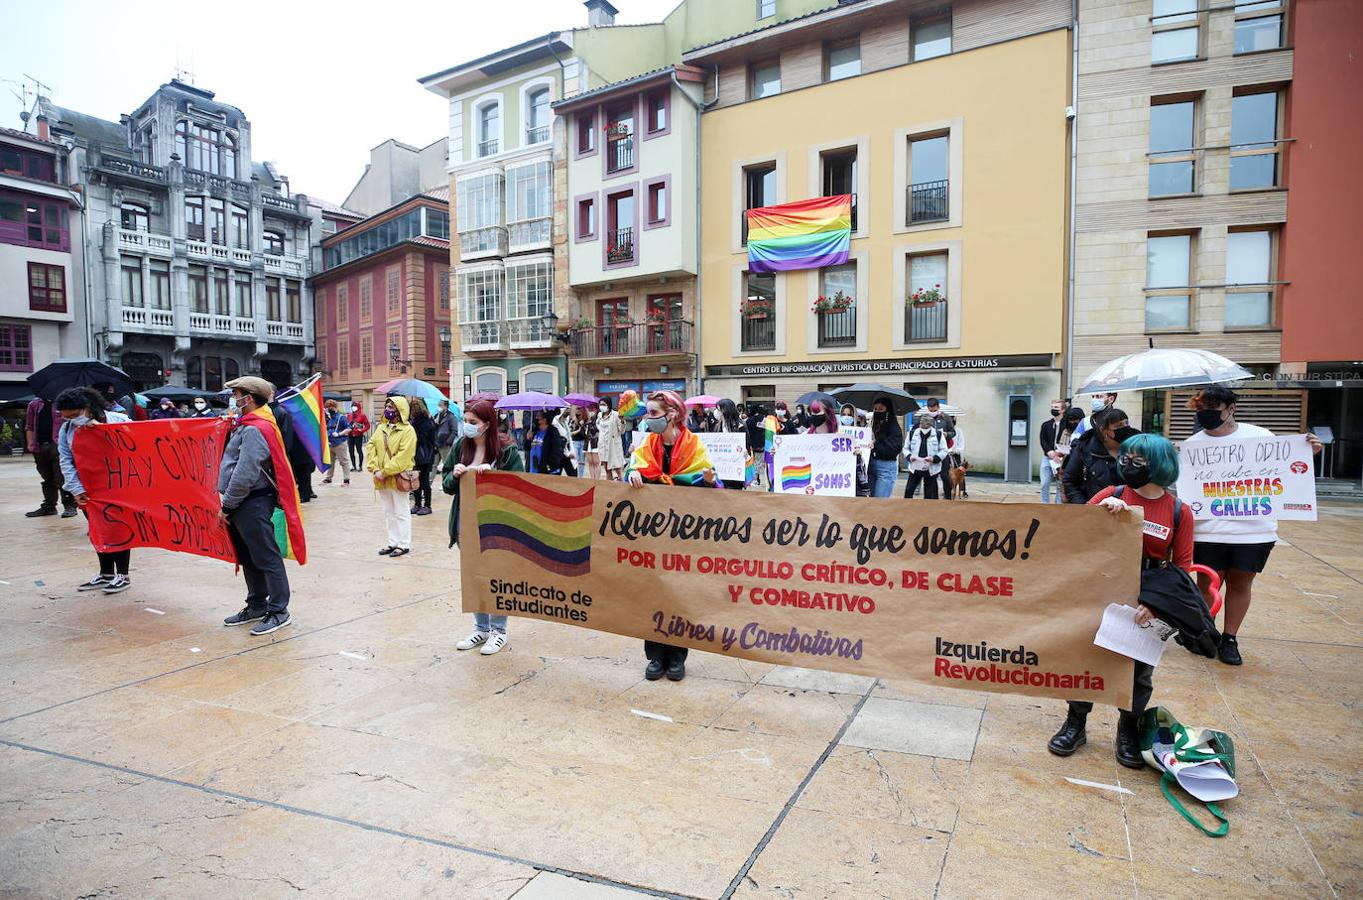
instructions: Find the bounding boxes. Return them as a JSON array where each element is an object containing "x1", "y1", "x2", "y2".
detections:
[{"x1": 72, "y1": 418, "x2": 236, "y2": 563}]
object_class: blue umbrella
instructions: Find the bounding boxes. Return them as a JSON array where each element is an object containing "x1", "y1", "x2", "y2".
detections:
[{"x1": 376, "y1": 377, "x2": 446, "y2": 406}]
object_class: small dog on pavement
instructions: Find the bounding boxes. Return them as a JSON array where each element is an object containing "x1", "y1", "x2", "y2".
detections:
[{"x1": 949, "y1": 460, "x2": 970, "y2": 499}]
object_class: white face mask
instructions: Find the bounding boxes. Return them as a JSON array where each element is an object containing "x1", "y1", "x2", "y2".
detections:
[
  {"x1": 838, "y1": 415, "x2": 854, "y2": 426},
  {"x1": 193, "y1": 400, "x2": 207, "y2": 409},
  {"x1": 1091, "y1": 397, "x2": 1106, "y2": 412},
  {"x1": 462, "y1": 421, "x2": 484, "y2": 439},
  {"x1": 68, "y1": 415, "x2": 91, "y2": 427}
]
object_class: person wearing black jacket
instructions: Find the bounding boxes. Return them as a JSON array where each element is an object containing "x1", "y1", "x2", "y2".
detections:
[
  {"x1": 525, "y1": 409, "x2": 568, "y2": 474},
  {"x1": 433, "y1": 399, "x2": 455, "y2": 473},
  {"x1": 1038, "y1": 401, "x2": 1062, "y2": 503},
  {"x1": 1061, "y1": 407, "x2": 1136, "y2": 504},
  {"x1": 868, "y1": 397, "x2": 904, "y2": 498},
  {"x1": 408, "y1": 398, "x2": 438, "y2": 515},
  {"x1": 270, "y1": 397, "x2": 316, "y2": 503}
]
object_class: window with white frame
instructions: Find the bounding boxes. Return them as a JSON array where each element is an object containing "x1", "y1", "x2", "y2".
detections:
[
  {"x1": 816, "y1": 263, "x2": 857, "y2": 348},
  {"x1": 458, "y1": 268, "x2": 503, "y2": 344},
  {"x1": 522, "y1": 367, "x2": 556, "y2": 394},
  {"x1": 456, "y1": 171, "x2": 505, "y2": 255},
  {"x1": 526, "y1": 88, "x2": 551, "y2": 145},
  {"x1": 477, "y1": 102, "x2": 500, "y2": 157},
  {"x1": 906, "y1": 253, "x2": 949, "y2": 343},
  {"x1": 1225, "y1": 228, "x2": 1274, "y2": 327},
  {"x1": 506, "y1": 161, "x2": 552, "y2": 249},
  {"x1": 507, "y1": 260, "x2": 553, "y2": 342},
  {"x1": 1152, "y1": 0, "x2": 1200, "y2": 64},
  {"x1": 757, "y1": 0, "x2": 775, "y2": 19},
  {"x1": 475, "y1": 369, "x2": 506, "y2": 394},
  {"x1": 1145, "y1": 233, "x2": 1194, "y2": 330}
]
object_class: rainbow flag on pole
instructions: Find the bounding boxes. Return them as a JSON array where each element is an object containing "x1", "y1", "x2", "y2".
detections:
[
  {"x1": 277, "y1": 374, "x2": 331, "y2": 472},
  {"x1": 746, "y1": 194, "x2": 852, "y2": 274}
]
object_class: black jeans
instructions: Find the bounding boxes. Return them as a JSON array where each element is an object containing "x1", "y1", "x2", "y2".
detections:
[
  {"x1": 1068, "y1": 661, "x2": 1154, "y2": 719},
  {"x1": 348, "y1": 435, "x2": 365, "y2": 469},
  {"x1": 412, "y1": 463, "x2": 433, "y2": 508},
  {"x1": 644, "y1": 641, "x2": 688, "y2": 667},
  {"x1": 940, "y1": 454, "x2": 958, "y2": 500},
  {"x1": 97, "y1": 550, "x2": 131, "y2": 575},
  {"x1": 34, "y1": 442, "x2": 74, "y2": 510},
  {"x1": 904, "y1": 469, "x2": 939, "y2": 499},
  {"x1": 226, "y1": 492, "x2": 290, "y2": 614},
  {"x1": 292, "y1": 461, "x2": 314, "y2": 502}
]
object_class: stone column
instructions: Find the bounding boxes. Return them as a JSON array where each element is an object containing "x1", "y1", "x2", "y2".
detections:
[{"x1": 100, "y1": 221, "x2": 123, "y2": 355}]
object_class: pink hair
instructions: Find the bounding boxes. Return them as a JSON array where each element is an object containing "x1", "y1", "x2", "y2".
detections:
[
  {"x1": 648, "y1": 390, "x2": 689, "y2": 428},
  {"x1": 807, "y1": 400, "x2": 837, "y2": 433}
]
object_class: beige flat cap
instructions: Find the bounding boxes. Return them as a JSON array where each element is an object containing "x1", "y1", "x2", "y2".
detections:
[{"x1": 224, "y1": 376, "x2": 276, "y2": 401}]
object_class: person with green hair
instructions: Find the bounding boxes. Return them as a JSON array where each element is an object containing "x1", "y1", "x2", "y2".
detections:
[{"x1": 1048, "y1": 432, "x2": 1194, "y2": 769}]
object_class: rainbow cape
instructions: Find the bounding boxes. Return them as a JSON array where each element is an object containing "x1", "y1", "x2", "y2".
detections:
[
  {"x1": 744, "y1": 452, "x2": 759, "y2": 486},
  {"x1": 627, "y1": 428, "x2": 713, "y2": 486},
  {"x1": 238, "y1": 404, "x2": 307, "y2": 565},
  {"x1": 763, "y1": 415, "x2": 778, "y2": 453},
  {"x1": 618, "y1": 390, "x2": 644, "y2": 420},
  {"x1": 277, "y1": 375, "x2": 331, "y2": 471},
  {"x1": 477, "y1": 473, "x2": 593, "y2": 576},
  {"x1": 746, "y1": 195, "x2": 851, "y2": 274}
]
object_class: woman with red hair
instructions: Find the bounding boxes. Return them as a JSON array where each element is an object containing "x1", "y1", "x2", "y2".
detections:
[
  {"x1": 443, "y1": 396, "x2": 525, "y2": 656},
  {"x1": 803, "y1": 400, "x2": 838, "y2": 434},
  {"x1": 626, "y1": 390, "x2": 718, "y2": 681}
]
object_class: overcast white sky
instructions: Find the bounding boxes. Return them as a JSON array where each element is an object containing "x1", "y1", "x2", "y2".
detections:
[{"x1": 1, "y1": 0, "x2": 682, "y2": 203}]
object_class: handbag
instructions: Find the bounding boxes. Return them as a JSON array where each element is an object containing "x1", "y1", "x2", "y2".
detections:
[
  {"x1": 1139, "y1": 707, "x2": 1237, "y2": 837},
  {"x1": 382, "y1": 431, "x2": 419, "y2": 491}
]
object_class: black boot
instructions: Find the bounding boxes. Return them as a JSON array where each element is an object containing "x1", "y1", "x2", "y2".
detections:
[
  {"x1": 644, "y1": 659, "x2": 665, "y2": 681},
  {"x1": 1115, "y1": 712, "x2": 1144, "y2": 769},
  {"x1": 1047, "y1": 709, "x2": 1087, "y2": 756}
]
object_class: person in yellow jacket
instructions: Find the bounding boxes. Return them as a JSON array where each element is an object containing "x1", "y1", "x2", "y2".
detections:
[{"x1": 366, "y1": 396, "x2": 417, "y2": 557}]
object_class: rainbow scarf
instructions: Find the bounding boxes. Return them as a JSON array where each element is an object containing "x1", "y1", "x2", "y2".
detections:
[
  {"x1": 276, "y1": 375, "x2": 331, "y2": 471},
  {"x1": 238, "y1": 405, "x2": 307, "y2": 565},
  {"x1": 618, "y1": 390, "x2": 644, "y2": 420},
  {"x1": 746, "y1": 195, "x2": 851, "y2": 274},
  {"x1": 627, "y1": 428, "x2": 712, "y2": 486},
  {"x1": 763, "y1": 415, "x2": 779, "y2": 453},
  {"x1": 744, "y1": 452, "x2": 759, "y2": 486}
]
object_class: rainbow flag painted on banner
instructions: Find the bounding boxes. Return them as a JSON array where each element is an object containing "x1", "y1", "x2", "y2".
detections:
[
  {"x1": 781, "y1": 463, "x2": 812, "y2": 491},
  {"x1": 277, "y1": 375, "x2": 331, "y2": 472},
  {"x1": 477, "y1": 473, "x2": 594, "y2": 577},
  {"x1": 746, "y1": 195, "x2": 851, "y2": 274}
]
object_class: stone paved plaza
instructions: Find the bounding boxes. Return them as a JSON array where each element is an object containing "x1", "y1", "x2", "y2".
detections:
[{"x1": 1, "y1": 459, "x2": 1359, "y2": 898}]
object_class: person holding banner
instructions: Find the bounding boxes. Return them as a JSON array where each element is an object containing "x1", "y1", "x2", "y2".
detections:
[
  {"x1": 367, "y1": 396, "x2": 418, "y2": 558},
  {"x1": 626, "y1": 390, "x2": 718, "y2": 681},
  {"x1": 219, "y1": 377, "x2": 301, "y2": 635},
  {"x1": 1048, "y1": 433, "x2": 1189, "y2": 768},
  {"x1": 445, "y1": 396, "x2": 525, "y2": 656},
  {"x1": 715, "y1": 399, "x2": 748, "y2": 491},
  {"x1": 55, "y1": 387, "x2": 134, "y2": 594},
  {"x1": 1184, "y1": 386, "x2": 1322, "y2": 666},
  {"x1": 869, "y1": 397, "x2": 903, "y2": 498}
]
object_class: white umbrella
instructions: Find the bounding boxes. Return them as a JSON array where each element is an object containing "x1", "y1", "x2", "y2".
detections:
[
  {"x1": 1078, "y1": 348, "x2": 1253, "y2": 393},
  {"x1": 917, "y1": 400, "x2": 964, "y2": 417}
]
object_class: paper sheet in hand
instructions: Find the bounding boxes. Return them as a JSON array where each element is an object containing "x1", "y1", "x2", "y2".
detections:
[{"x1": 1094, "y1": 603, "x2": 1170, "y2": 666}]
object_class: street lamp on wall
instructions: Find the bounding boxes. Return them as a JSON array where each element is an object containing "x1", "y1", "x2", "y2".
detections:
[
  {"x1": 389, "y1": 340, "x2": 412, "y2": 372},
  {"x1": 541, "y1": 310, "x2": 572, "y2": 346}
]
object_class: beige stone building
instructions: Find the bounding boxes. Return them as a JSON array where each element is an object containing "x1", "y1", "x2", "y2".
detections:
[{"x1": 1072, "y1": 0, "x2": 1295, "y2": 431}]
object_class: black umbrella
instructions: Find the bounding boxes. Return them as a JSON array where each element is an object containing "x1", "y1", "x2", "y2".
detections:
[
  {"x1": 143, "y1": 385, "x2": 222, "y2": 404},
  {"x1": 27, "y1": 358, "x2": 135, "y2": 402},
  {"x1": 829, "y1": 383, "x2": 917, "y2": 416},
  {"x1": 796, "y1": 390, "x2": 840, "y2": 414}
]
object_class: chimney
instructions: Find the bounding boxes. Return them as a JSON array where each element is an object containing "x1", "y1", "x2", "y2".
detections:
[
  {"x1": 584, "y1": 0, "x2": 618, "y2": 27},
  {"x1": 36, "y1": 113, "x2": 50, "y2": 142}
]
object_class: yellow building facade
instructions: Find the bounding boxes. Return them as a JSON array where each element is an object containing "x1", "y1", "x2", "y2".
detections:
[{"x1": 689, "y1": 11, "x2": 1073, "y2": 475}]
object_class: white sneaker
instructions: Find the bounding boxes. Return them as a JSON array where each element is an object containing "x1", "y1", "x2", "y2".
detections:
[
  {"x1": 77, "y1": 574, "x2": 111, "y2": 591},
  {"x1": 456, "y1": 631, "x2": 489, "y2": 651},
  {"x1": 102, "y1": 574, "x2": 131, "y2": 594},
  {"x1": 480, "y1": 632, "x2": 508, "y2": 656}
]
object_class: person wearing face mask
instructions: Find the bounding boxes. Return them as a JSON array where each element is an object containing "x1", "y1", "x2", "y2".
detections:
[
  {"x1": 433, "y1": 399, "x2": 456, "y2": 474},
  {"x1": 903, "y1": 413, "x2": 944, "y2": 499},
  {"x1": 803, "y1": 400, "x2": 838, "y2": 435},
  {"x1": 150, "y1": 397, "x2": 181, "y2": 420},
  {"x1": 321, "y1": 399, "x2": 352, "y2": 486},
  {"x1": 366, "y1": 397, "x2": 417, "y2": 558},
  {"x1": 1182, "y1": 385, "x2": 1323, "y2": 666},
  {"x1": 581, "y1": 405, "x2": 601, "y2": 479},
  {"x1": 445, "y1": 397, "x2": 525, "y2": 655},
  {"x1": 773, "y1": 400, "x2": 799, "y2": 435},
  {"x1": 839, "y1": 404, "x2": 858, "y2": 429},
  {"x1": 1048, "y1": 433, "x2": 1190, "y2": 767},
  {"x1": 794, "y1": 403, "x2": 810, "y2": 430},
  {"x1": 55, "y1": 387, "x2": 134, "y2": 594},
  {"x1": 868, "y1": 397, "x2": 904, "y2": 498},
  {"x1": 626, "y1": 390, "x2": 718, "y2": 680},
  {"x1": 1038, "y1": 400, "x2": 1065, "y2": 503},
  {"x1": 1047, "y1": 406, "x2": 1085, "y2": 503},
  {"x1": 189, "y1": 396, "x2": 215, "y2": 418},
  {"x1": 347, "y1": 402, "x2": 371, "y2": 470},
  {"x1": 1062, "y1": 408, "x2": 1138, "y2": 504},
  {"x1": 1073, "y1": 393, "x2": 1117, "y2": 438},
  {"x1": 596, "y1": 400, "x2": 626, "y2": 481},
  {"x1": 525, "y1": 409, "x2": 568, "y2": 475}
]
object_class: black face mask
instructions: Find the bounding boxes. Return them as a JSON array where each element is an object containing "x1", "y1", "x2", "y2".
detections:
[
  {"x1": 808, "y1": 414, "x2": 826, "y2": 427},
  {"x1": 1195, "y1": 409, "x2": 1225, "y2": 431},
  {"x1": 1119, "y1": 462, "x2": 1152, "y2": 489},
  {"x1": 1051, "y1": 408, "x2": 1062, "y2": 417}
]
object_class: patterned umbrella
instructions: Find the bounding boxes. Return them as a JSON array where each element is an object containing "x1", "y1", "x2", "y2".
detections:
[{"x1": 1078, "y1": 349, "x2": 1253, "y2": 393}]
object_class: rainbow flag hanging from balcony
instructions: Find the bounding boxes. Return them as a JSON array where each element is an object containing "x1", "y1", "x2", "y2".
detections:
[{"x1": 746, "y1": 194, "x2": 852, "y2": 274}]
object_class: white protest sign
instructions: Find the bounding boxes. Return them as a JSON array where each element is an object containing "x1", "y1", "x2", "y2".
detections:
[
  {"x1": 772, "y1": 433, "x2": 856, "y2": 496},
  {"x1": 1176, "y1": 433, "x2": 1317, "y2": 522},
  {"x1": 697, "y1": 432, "x2": 748, "y2": 482},
  {"x1": 840, "y1": 425, "x2": 872, "y2": 464}
]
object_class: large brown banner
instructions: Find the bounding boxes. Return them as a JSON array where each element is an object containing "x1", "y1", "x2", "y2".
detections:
[{"x1": 460, "y1": 472, "x2": 1139, "y2": 706}]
